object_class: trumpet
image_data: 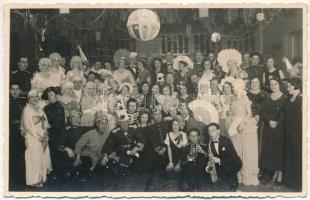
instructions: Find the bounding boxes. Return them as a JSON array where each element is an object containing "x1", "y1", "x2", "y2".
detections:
[
  {"x1": 187, "y1": 144, "x2": 199, "y2": 162},
  {"x1": 205, "y1": 145, "x2": 218, "y2": 183}
]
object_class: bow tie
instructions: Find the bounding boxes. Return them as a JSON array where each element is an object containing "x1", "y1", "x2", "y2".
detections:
[{"x1": 211, "y1": 140, "x2": 219, "y2": 143}]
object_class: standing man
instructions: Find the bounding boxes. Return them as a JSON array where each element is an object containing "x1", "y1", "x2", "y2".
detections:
[
  {"x1": 9, "y1": 83, "x2": 27, "y2": 188},
  {"x1": 194, "y1": 51, "x2": 205, "y2": 77},
  {"x1": 246, "y1": 52, "x2": 265, "y2": 84},
  {"x1": 11, "y1": 56, "x2": 32, "y2": 96}
]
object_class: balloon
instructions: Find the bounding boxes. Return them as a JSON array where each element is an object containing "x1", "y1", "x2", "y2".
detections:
[
  {"x1": 127, "y1": 9, "x2": 160, "y2": 41},
  {"x1": 211, "y1": 32, "x2": 221, "y2": 43},
  {"x1": 256, "y1": 12, "x2": 265, "y2": 21}
]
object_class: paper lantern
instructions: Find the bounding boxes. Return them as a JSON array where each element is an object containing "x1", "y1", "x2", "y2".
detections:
[
  {"x1": 256, "y1": 12, "x2": 265, "y2": 21},
  {"x1": 127, "y1": 9, "x2": 160, "y2": 41},
  {"x1": 211, "y1": 32, "x2": 221, "y2": 43}
]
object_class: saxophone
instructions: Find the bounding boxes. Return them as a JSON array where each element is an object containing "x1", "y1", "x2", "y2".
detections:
[{"x1": 205, "y1": 144, "x2": 218, "y2": 183}]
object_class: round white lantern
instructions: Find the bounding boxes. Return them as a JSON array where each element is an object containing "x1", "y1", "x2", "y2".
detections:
[
  {"x1": 127, "y1": 9, "x2": 160, "y2": 41},
  {"x1": 256, "y1": 12, "x2": 265, "y2": 21},
  {"x1": 211, "y1": 32, "x2": 221, "y2": 43}
]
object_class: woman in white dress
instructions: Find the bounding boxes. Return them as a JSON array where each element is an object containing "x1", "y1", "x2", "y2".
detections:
[
  {"x1": 65, "y1": 56, "x2": 85, "y2": 82},
  {"x1": 112, "y1": 57, "x2": 136, "y2": 86},
  {"x1": 49, "y1": 52, "x2": 66, "y2": 87},
  {"x1": 31, "y1": 58, "x2": 55, "y2": 95},
  {"x1": 20, "y1": 90, "x2": 52, "y2": 187},
  {"x1": 59, "y1": 80, "x2": 80, "y2": 123},
  {"x1": 226, "y1": 79, "x2": 259, "y2": 186}
]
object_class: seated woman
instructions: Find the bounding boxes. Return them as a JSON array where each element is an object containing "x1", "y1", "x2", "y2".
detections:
[
  {"x1": 59, "y1": 80, "x2": 80, "y2": 124},
  {"x1": 164, "y1": 120, "x2": 188, "y2": 177},
  {"x1": 31, "y1": 58, "x2": 55, "y2": 95}
]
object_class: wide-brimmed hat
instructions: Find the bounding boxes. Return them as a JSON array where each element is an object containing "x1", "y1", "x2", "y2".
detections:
[
  {"x1": 118, "y1": 82, "x2": 134, "y2": 94},
  {"x1": 41, "y1": 86, "x2": 61, "y2": 100}
]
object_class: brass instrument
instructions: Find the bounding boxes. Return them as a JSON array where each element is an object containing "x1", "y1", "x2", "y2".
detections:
[
  {"x1": 187, "y1": 144, "x2": 198, "y2": 162},
  {"x1": 205, "y1": 143, "x2": 218, "y2": 183}
]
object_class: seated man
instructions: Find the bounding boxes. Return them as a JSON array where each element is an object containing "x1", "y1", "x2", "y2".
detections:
[
  {"x1": 73, "y1": 111, "x2": 111, "y2": 179},
  {"x1": 105, "y1": 118, "x2": 145, "y2": 175},
  {"x1": 56, "y1": 110, "x2": 92, "y2": 180},
  {"x1": 179, "y1": 128, "x2": 208, "y2": 191},
  {"x1": 205, "y1": 123, "x2": 242, "y2": 191},
  {"x1": 144, "y1": 110, "x2": 170, "y2": 191}
]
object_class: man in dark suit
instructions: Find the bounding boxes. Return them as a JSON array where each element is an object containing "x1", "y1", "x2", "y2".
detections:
[
  {"x1": 179, "y1": 128, "x2": 208, "y2": 191},
  {"x1": 205, "y1": 123, "x2": 242, "y2": 191},
  {"x1": 144, "y1": 110, "x2": 170, "y2": 191},
  {"x1": 11, "y1": 56, "x2": 32, "y2": 96}
]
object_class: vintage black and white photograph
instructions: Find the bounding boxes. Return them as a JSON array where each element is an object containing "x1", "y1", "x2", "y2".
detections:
[{"x1": 3, "y1": 2, "x2": 307, "y2": 197}]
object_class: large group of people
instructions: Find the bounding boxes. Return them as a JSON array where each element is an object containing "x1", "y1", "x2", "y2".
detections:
[{"x1": 9, "y1": 49, "x2": 303, "y2": 192}]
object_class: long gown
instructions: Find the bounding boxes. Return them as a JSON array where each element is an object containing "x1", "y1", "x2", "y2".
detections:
[
  {"x1": 283, "y1": 94, "x2": 302, "y2": 191},
  {"x1": 227, "y1": 95, "x2": 259, "y2": 186},
  {"x1": 20, "y1": 104, "x2": 52, "y2": 186},
  {"x1": 261, "y1": 93, "x2": 287, "y2": 171}
]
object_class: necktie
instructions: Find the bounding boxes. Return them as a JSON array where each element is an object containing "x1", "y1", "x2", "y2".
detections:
[{"x1": 211, "y1": 140, "x2": 219, "y2": 157}]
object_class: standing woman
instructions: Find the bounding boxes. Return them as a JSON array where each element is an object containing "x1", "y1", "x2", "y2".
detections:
[
  {"x1": 247, "y1": 77, "x2": 267, "y2": 169},
  {"x1": 226, "y1": 79, "x2": 259, "y2": 186},
  {"x1": 65, "y1": 56, "x2": 85, "y2": 81},
  {"x1": 112, "y1": 57, "x2": 136, "y2": 86},
  {"x1": 261, "y1": 78, "x2": 287, "y2": 184},
  {"x1": 42, "y1": 87, "x2": 66, "y2": 179},
  {"x1": 31, "y1": 58, "x2": 54, "y2": 95},
  {"x1": 200, "y1": 59, "x2": 215, "y2": 80},
  {"x1": 263, "y1": 56, "x2": 285, "y2": 91},
  {"x1": 165, "y1": 120, "x2": 188, "y2": 176},
  {"x1": 283, "y1": 78, "x2": 302, "y2": 191},
  {"x1": 136, "y1": 59, "x2": 152, "y2": 85},
  {"x1": 219, "y1": 81, "x2": 234, "y2": 137},
  {"x1": 20, "y1": 90, "x2": 52, "y2": 187},
  {"x1": 151, "y1": 58, "x2": 166, "y2": 84}
]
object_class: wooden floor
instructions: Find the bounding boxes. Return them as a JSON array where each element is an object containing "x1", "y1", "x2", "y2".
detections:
[{"x1": 9, "y1": 170, "x2": 293, "y2": 193}]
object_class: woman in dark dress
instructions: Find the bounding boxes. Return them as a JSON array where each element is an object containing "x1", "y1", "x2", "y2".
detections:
[
  {"x1": 139, "y1": 82, "x2": 151, "y2": 110},
  {"x1": 164, "y1": 120, "x2": 188, "y2": 177},
  {"x1": 261, "y1": 78, "x2": 287, "y2": 184},
  {"x1": 247, "y1": 77, "x2": 267, "y2": 168},
  {"x1": 43, "y1": 87, "x2": 66, "y2": 179},
  {"x1": 283, "y1": 78, "x2": 302, "y2": 191},
  {"x1": 136, "y1": 110, "x2": 152, "y2": 171},
  {"x1": 263, "y1": 56, "x2": 285, "y2": 91},
  {"x1": 151, "y1": 58, "x2": 166, "y2": 84}
]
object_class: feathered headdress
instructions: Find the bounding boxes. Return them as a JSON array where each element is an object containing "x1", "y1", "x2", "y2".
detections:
[{"x1": 217, "y1": 49, "x2": 242, "y2": 73}]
